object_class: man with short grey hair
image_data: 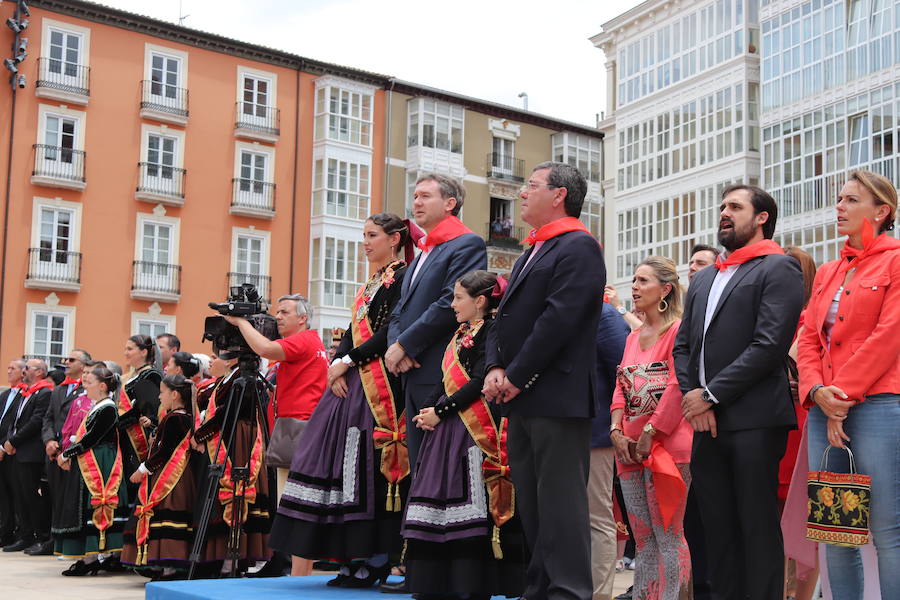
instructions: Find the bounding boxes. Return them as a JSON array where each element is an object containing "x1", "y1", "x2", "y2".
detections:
[
  {"x1": 2, "y1": 358, "x2": 53, "y2": 552},
  {"x1": 0, "y1": 359, "x2": 26, "y2": 547}
]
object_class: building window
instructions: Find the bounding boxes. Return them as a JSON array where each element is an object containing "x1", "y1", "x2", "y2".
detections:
[
  {"x1": 235, "y1": 234, "x2": 264, "y2": 276},
  {"x1": 30, "y1": 310, "x2": 69, "y2": 364},
  {"x1": 316, "y1": 87, "x2": 372, "y2": 146},
  {"x1": 311, "y1": 236, "x2": 366, "y2": 309},
  {"x1": 38, "y1": 206, "x2": 73, "y2": 262},
  {"x1": 150, "y1": 52, "x2": 180, "y2": 100},
  {"x1": 48, "y1": 28, "x2": 83, "y2": 79},
  {"x1": 137, "y1": 320, "x2": 168, "y2": 338},
  {"x1": 552, "y1": 133, "x2": 602, "y2": 183},
  {"x1": 42, "y1": 113, "x2": 76, "y2": 163},
  {"x1": 238, "y1": 149, "x2": 269, "y2": 191},
  {"x1": 407, "y1": 98, "x2": 463, "y2": 152},
  {"x1": 241, "y1": 74, "x2": 271, "y2": 118},
  {"x1": 312, "y1": 158, "x2": 370, "y2": 219},
  {"x1": 849, "y1": 114, "x2": 870, "y2": 165}
]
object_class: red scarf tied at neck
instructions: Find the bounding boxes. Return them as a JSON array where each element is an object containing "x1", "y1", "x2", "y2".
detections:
[
  {"x1": 24, "y1": 379, "x2": 55, "y2": 396},
  {"x1": 714, "y1": 239, "x2": 784, "y2": 271},
  {"x1": 523, "y1": 217, "x2": 591, "y2": 246},
  {"x1": 417, "y1": 216, "x2": 474, "y2": 251}
]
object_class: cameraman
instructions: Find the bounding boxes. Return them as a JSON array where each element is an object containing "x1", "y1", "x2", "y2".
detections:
[{"x1": 224, "y1": 294, "x2": 327, "y2": 576}]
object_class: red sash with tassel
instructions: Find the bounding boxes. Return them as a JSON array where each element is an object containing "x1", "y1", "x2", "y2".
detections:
[
  {"x1": 75, "y1": 400, "x2": 124, "y2": 551},
  {"x1": 133, "y1": 424, "x2": 192, "y2": 565},
  {"x1": 351, "y1": 266, "x2": 409, "y2": 511},
  {"x1": 119, "y1": 388, "x2": 150, "y2": 461},
  {"x1": 441, "y1": 321, "x2": 514, "y2": 559}
]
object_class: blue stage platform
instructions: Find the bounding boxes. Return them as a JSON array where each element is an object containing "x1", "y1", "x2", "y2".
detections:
[{"x1": 146, "y1": 574, "x2": 412, "y2": 600}]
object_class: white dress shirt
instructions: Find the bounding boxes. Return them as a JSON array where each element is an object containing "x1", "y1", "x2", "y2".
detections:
[
  {"x1": 698, "y1": 264, "x2": 739, "y2": 402},
  {"x1": 408, "y1": 245, "x2": 431, "y2": 286},
  {"x1": 520, "y1": 241, "x2": 545, "y2": 272}
]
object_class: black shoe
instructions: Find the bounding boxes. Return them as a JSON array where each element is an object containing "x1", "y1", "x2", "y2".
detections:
[
  {"x1": 0, "y1": 535, "x2": 15, "y2": 547},
  {"x1": 380, "y1": 577, "x2": 409, "y2": 594},
  {"x1": 62, "y1": 560, "x2": 102, "y2": 576},
  {"x1": 615, "y1": 586, "x2": 634, "y2": 600},
  {"x1": 247, "y1": 554, "x2": 287, "y2": 578},
  {"x1": 99, "y1": 556, "x2": 127, "y2": 573},
  {"x1": 326, "y1": 564, "x2": 359, "y2": 587},
  {"x1": 3, "y1": 538, "x2": 34, "y2": 552},
  {"x1": 24, "y1": 539, "x2": 54, "y2": 556},
  {"x1": 342, "y1": 564, "x2": 390, "y2": 588}
]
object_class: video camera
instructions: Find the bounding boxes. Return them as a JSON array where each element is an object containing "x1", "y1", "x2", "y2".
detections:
[{"x1": 203, "y1": 283, "x2": 279, "y2": 357}]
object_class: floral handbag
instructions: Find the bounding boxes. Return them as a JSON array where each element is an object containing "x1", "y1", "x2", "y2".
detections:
[{"x1": 806, "y1": 446, "x2": 871, "y2": 547}]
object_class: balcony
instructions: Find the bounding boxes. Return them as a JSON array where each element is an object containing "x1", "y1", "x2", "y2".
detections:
[
  {"x1": 135, "y1": 162, "x2": 186, "y2": 206},
  {"x1": 31, "y1": 144, "x2": 86, "y2": 191},
  {"x1": 486, "y1": 152, "x2": 525, "y2": 183},
  {"x1": 131, "y1": 261, "x2": 181, "y2": 303},
  {"x1": 35, "y1": 58, "x2": 90, "y2": 105},
  {"x1": 230, "y1": 178, "x2": 275, "y2": 219},
  {"x1": 234, "y1": 102, "x2": 280, "y2": 143},
  {"x1": 25, "y1": 353, "x2": 66, "y2": 368},
  {"x1": 139, "y1": 80, "x2": 190, "y2": 125},
  {"x1": 227, "y1": 272, "x2": 271, "y2": 305},
  {"x1": 25, "y1": 248, "x2": 82, "y2": 292},
  {"x1": 485, "y1": 223, "x2": 525, "y2": 249}
]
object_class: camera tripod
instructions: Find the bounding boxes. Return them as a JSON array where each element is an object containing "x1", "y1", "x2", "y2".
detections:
[{"x1": 188, "y1": 354, "x2": 272, "y2": 580}]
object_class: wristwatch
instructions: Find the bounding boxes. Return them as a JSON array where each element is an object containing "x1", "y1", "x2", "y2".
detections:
[
  {"x1": 609, "y1": 423, "x2": 623, "y2": 436},
  {"x1": 340, "y1": 354, "x2": 355, "y2": 366},
  {"x1": 642, "y1": 422, "x2": 657, "y2": 436},
  {"x1": 701, "y1": 388, "x2": 714, "y2": 403},
  {"x1": 616, "y1": 305, "x2": 627, "y2": 315}
]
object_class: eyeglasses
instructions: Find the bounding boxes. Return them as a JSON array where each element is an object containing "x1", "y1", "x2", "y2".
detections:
[
  {"x1": 62, "y1": 357, "x2": 79, "y2": 363},
  {"x1": 520, "y1": 180, "x2": 560, "y2": 193}
]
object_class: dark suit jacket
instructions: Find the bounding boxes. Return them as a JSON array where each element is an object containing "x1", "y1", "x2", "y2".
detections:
[
  {"x1": 592, "y1": 303, "x2": 630, "y2": 448},
  {"x1": 0, "y1": 387, "x2": 21, "y2": 443},
  {"x1": 673, "y1": 254, "x2": 803, "y2": 432},
  {"x1": 388, "y1": 232, "x2": 487, "y2": 386},
  {"x1": 42, "y1": 382, "x2": 83, "y2": 445},
  {"x1": 8, "y1": 387, "x2": 52, "y2": 463},
  {"x1": 487, "y1": 230, "x2": 605, "y2": 418}
]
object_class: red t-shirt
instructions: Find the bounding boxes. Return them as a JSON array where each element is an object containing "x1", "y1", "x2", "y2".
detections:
[{"x1": 269, "y1": 329, "x2": 328, "y2": 429}]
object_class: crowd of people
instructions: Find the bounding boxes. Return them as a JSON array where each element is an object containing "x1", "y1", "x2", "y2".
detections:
[{"x1": 0, "y1": 164, "x2": 897, "y2": 600}]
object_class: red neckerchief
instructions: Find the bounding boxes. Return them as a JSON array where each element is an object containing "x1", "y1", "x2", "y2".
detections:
[
  {"x1": 403, "y1": 219, "x2": 425, "y2": 264},
  {"x1": 416, "y1": 216, "x2": 473, "y2": 251},
  {"x1": 13, "y1": 383, "x2": 27, "y2": 391},
  {"x1": 62, "y1": 377, "x2": 81, "y2": 387},
  {"x1": 837, "y1": 220, "x2": 900, "y2": 274},
  {"x1": 24, "y1": 379, "x2": 54, "y2": 396},
  {"x1": 523, "y1": 217, "x2": 591, "y2": 246},
  {"x1": 714, "y1": 239, "x2": 784, "y2": 270}
]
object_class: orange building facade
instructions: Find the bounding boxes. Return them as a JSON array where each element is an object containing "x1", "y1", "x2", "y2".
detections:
[{"x1": 0, "y1": 0, "x2": 603, "y2": 367}]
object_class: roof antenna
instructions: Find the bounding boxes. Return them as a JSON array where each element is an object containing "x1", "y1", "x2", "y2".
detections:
[{"x1": 178, "y1": 0, "x2": 190, "y2": 25}]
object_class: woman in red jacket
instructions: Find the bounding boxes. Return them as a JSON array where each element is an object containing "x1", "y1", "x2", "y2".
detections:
[{"x1": 797, "y1": 169, "x2": 900, "y2": 598}]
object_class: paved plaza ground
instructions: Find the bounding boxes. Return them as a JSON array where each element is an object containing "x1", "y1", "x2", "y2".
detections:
[{"x1": 0, "y1": 552, "x2": 635, "y2": 599}]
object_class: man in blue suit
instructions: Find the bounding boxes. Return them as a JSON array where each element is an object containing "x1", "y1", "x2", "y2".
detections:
[
  {"x1": 385, "y1": 173, "x2": 487, "y2": 470},
  {"x1": 485, "y1": 161, "x2": 605, "y2": 600}
]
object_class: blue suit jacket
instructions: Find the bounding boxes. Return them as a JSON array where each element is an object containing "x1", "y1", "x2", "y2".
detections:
[
  {"x1": 486, "y1": 230, "x2": 605, "y2": 418},
  {"x1": 388, "y1": 232, "x2": 487, "y2": 387},
  {"x1": 591, "y1": 303, "x2": 630, "y2": 448}
]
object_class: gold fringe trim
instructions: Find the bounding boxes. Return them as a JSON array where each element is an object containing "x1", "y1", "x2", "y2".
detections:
[{"x1": 491, "y1": 525, "x2": 503, "y2": 560}]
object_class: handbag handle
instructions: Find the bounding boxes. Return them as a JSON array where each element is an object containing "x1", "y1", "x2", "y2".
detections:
[{"x1": 819, "y1": 445, "x2": 857, "y2": 474}]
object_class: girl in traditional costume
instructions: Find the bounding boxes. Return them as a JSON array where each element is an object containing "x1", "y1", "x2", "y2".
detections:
[
  {"x1": 119, "y1": 335, "x2": 164, "y2": 488},
  {"x1": 269, "y1": 213, "x2": 419, "y2": 587},
  {"x1": 56, "y1": 365, "x2": 129, "y2": 576},
  {"x1": 121, "y1": 374, "x2": 197, "y2": 579},
  {"x1": 404, "y1": 270, "x2": 525, "y2": 600}
]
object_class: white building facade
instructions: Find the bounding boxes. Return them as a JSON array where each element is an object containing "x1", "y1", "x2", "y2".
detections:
[
  {"x1": 761, "y1": 0, "x2": 900, "y2": 264},
  {"x1": 593, "y1": 0, "x2": 763, "y2": 299}
]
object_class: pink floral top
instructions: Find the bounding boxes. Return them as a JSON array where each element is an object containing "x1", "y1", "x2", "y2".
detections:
[
  {"x1": 60, "y1": 393, "x2": 93, "y2": 451},
  {"x1": 611, "y1": 320, "x2": 693, "y2": 471}
]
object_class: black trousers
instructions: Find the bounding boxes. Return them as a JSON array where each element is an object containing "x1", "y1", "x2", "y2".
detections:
[
  {"x1": 509, "y1": 415, "x2": 592, "y2": 600},
  {"x1": 403, "y1": 381, "x2": 434, "y2": 472},
  {"x1": 0, "y1": 457, "x2": 17, "y2": 540},
  {"x1": 684, "y1": 486, "x2": 714, "y2": 600},
  {"x1": 691, "y1": 427, "x2": 788, "y2": 600},
  {"x1": 12, "y1": 459, "x2": 49, "y2": 542}
]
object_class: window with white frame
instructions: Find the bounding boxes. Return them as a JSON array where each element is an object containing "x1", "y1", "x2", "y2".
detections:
[
  {"x1": 552, "y1": 133, "x2": 602, "y2": 183},
  {"x1": 235, "y1": 234, "x2": 264, "y2": 276},
  {"x1": 30, "y1": 310, "x2": 69, "y2": 364},
  {"x1": 492, "y1": 137, "x2": 515, "y2": 174},
  {"x1": 39, "y1": 20, "x2": 90, "y2": 95},
  {"x1": 310, "y1": 236, "x2": 366, "y2": 309},
  {"x1": 36, "y1": 206, "x2": 76, "y2": 278},
  {"x1": 136, "y1": 220, "x2": 176, "y2": 292},
  {"x1": 316, "y1": 86, "x2": 372, "y2": 146},
  {"x1": 312, "y1": 158, "x2": 370, "y2": 219},
  {"x1": 238, "y1": 149, "x2": 269, "y2": 192},
  {"x1": 241, "y1": 74, "x2": 272, "y2": 118},
  {"x1": 47, "y1": 28, "x2": 83, "y2": 79},
  {"x1": 149, "y1": 52, "x2": 181, "y2": 100},
  {"x1": 39, "y1": 113, "x2": 78, "y2": 175},
  {"x1": 407, "y1": 98, "x2": 463, "y2": 152},
  {"x1": 231, "y1": 229, "x2": 270, "y2": 301},
  {"x1": 137, "y1": 320, "x2": 169, "y2": 338},
  {"x1": 147, "y1": 133, "x2": 176, "y2": 178}
]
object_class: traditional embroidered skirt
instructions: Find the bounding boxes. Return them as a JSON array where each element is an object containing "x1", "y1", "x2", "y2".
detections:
[
  {"x1": 54, "y1": 442, "x2": 130, "y2": 558},
  {"x1": 402, "y1": 415, "x2": 525, "y2": 597},
  {"x1": 120, "y1": 461, "x2": 197, "y2": 570},
  {"x1": 193, "y1": 419, "x2": 271, "y2": 565},
  {"x1": 269, "y1": 368, "x2": 406, "y2": 562},
  {"x1": 50, "y1": 460, "x2": 85, "y2": 537}
]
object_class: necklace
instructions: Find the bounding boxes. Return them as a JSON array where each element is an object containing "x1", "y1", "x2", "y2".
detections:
[{"x1": 357, "y1": 259, "x2": 405, "y2": 320}]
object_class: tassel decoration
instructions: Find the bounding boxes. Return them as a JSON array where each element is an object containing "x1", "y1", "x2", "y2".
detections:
[
  {"x1": 386, "y1": 482, "x2": 395, "y2": 511},
  {"x1": 491, "y1": 525, "x2": 503, "y2": 560},
  {"x1": 393, "y1": 482, "x2": 401, "y2": 511},
  {"x1": 99, "y1": 530, "x2": 106, "y2": 552}
]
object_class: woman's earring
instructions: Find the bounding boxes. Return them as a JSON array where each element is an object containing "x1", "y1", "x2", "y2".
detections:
[{"x1": 658, "y1": 298, "x2": 669, "y2": 313}]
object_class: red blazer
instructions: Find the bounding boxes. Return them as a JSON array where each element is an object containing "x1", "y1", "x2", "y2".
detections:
[{"x1": 797, "y1": 233, "x2": 900, "y2": 405}]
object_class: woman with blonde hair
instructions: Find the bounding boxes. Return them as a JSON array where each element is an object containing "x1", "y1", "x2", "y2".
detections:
[
  {"x1": 797, "y1": 169, "x2": 900, "y2": 598},
  {"x1": 610, "y1": 256, "x2": 693, "y2": 599}
]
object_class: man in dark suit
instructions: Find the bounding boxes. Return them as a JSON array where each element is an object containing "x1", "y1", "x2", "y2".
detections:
[
  {"x1": 2, "y1": 358, "x2": 53, "y2": 552},
  {"x1": 674, "y1": 185, "x2": 803, "y2": 600},
  {"x1": 37, "y1": 349, "x2": 90, "y2": 555},
  {"x1": 386, "y1": 173, "x2": 487, "y2": 467},
  {"x1": 484, "y1": 161, "x2": 604, "y2": 600},
  {"x1": 0, "y1": 359, "x2": 26, "y2": 547}
]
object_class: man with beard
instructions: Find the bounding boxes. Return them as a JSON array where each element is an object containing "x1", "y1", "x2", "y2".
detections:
[{"x1": 673, "y1": 185, "x2": 803, "y2": 600}]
